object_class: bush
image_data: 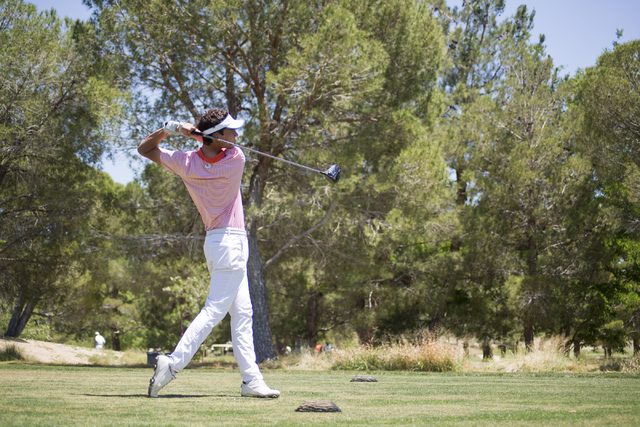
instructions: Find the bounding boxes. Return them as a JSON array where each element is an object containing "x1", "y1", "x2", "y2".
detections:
[{"x1": 0, "y1": 344, "x2": 25, "y2": 362}]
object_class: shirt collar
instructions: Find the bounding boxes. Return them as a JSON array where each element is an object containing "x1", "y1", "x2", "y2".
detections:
[{"x1": 197, "y1": 148, "x2": 226, "y2": 164}]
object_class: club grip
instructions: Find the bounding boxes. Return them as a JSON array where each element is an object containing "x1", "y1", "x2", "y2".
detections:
[{"x1": 163, "y1": 121, "x2": 182, "y2": 135}]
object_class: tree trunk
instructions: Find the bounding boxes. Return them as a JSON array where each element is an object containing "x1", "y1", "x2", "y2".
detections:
[
  {"x1": 482, "y1": 341, "x2": 493, "y2": 359},
  {"x1": 449, "y1": 167, "x2": 467, "y2": 252},
  {"x1": 573, "y1": 340, "x2": 581, "y2": 358},
  {"x1": 304, "y1": 291, "x2": 320, "y2": 348},
  {"x1": 5, "y1": 298, "x2": 37, "y2": 338},
  {"x1": 455, "y1": 166, "x2": 467, "y2": 206},
  {"x1": 112, "y1": 330, "x2": 121, "y2": 351},
  {"x1": 225, "y1": 56, "x2": 239, "y2": 117},
  {"x1": 561, "y1": 327, "x2": 572, "y2": 355},
  {"x1": 356, "y1": 325, "x2": 375, "y2": 345},
  {"x1": 0, "y1": 164, "x2": 7, "y2": 187},
  {"x1": 524, "y1": 324, "x2": 534, "y2": 353},
  {"x1": 463, "y1": 340, "x2": 469, "y2": 357},
  {"x1": 633, "y1": 315, "x2": 639, "y2": 356},
  {"x1": 247, "y1": 223, "x2": 277, "y2": 362},
  {"x1": 244, "y1": 152, "x2": 277, "y2": 363},
  {"x1": 428, "y1": 308, "x2": 443, "y2": 332}
]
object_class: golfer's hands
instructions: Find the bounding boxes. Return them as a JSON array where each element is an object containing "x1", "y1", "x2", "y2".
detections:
[
  {"x1": 180, "y1": 122, "x2": 196, "y2": 137},
  {"x1": 163, "y1": 120, "x2": 181, "y2": 135},
  {"x1": 163, "y1": 121, "x2": 197, "y2": 137}
]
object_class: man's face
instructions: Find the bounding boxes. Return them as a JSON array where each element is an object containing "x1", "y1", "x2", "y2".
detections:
[{"x1": 215, "y1": 128, "x2": 238, "y2": 143}]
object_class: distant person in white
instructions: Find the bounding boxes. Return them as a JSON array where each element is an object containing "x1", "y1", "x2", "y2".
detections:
[{"x1": 95, "y1": 332, "x2": 106, "y2": 350}]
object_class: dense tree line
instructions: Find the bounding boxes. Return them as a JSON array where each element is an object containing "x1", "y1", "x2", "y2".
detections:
[{"x1": 1, "y1": 0, "x2": 638, "y2": 359}]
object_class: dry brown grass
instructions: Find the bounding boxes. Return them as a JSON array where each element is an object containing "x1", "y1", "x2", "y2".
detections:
[
  {"x1": 472, "y1": 336, "x2": 591, "y2": 373},
  {"x1": 331, "y1": 331, "x2": 463, "y2": 372},
  {"x1": 621, "y1": 355, "x2": 640, "y2": 373},
  {"x1": 87, "y1": 349, "x2": 148, "y2": 366},
  {"x1": 286, "y1": 351, "x2": 333, "y2": 370}
]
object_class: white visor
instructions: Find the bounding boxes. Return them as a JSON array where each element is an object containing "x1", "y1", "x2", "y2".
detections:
[{"x1": 202, "y1": 114, "x2": 245, "y2": 135}]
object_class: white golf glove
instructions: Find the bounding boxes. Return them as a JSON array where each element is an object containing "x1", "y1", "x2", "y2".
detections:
[{"x1": 163, "y1": 120, "x2": 182, "y2": 135}]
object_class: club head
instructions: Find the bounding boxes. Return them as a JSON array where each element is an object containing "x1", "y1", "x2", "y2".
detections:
[{"x1": 321, "y1": 164, "x2": 341, "y2": 183}]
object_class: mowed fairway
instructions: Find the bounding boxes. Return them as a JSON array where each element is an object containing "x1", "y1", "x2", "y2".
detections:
[{"x1": 1, "y1": 364, "x2": 639, "y2": 426}]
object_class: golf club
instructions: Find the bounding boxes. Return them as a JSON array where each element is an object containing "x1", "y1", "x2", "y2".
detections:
[{"x1": 186, "y1": 126, "x2": 341, "y2": 184}]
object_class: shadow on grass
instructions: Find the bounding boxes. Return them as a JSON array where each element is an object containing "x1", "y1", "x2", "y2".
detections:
[
  {"x1": 80, "y1": 393, "x2": 229, "y2": 398},
  {"x1": 24, "y1": 361, "x2": 239, "y2": 369},
  {"x1": 2, "y1": 361, "x2": 152, "y2": 369}
]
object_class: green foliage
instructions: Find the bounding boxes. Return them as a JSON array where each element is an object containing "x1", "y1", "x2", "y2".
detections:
[
  {"x1": 164, "y1": 270, "x2": 209, "y2": 331},
  {"x1": 573, "y1": 39, "x2": 640, "y2": 351},
  {"x1": 600, "y1": 320, "x2": 628, "y2": 354},
  {"x1": 576, "y1": 40, "x2": 640, "y2": 200},
  {"x1": 0, "y1": 309, "x2": 52, "y2": 342},
  {"x1": 0, "y1": 0, "x2": 128, "y2": 338},
  {"x1": 86, "y1": 0, "x2": 446, "y2": 358},
  {"x1": 161, "y1": 265, "x2": 233, "y2": 347},
  {"x1": 2, "y1": 0, "x2": 638, "y2": 357}
]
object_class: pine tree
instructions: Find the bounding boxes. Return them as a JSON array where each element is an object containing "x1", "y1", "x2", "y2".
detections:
[
  {"x1": 463, "y1": 36, "x2": 598, "y2": 351},
  {"x1": 86, "y1": 0, "x2": 445, "y2": 359},
  {"x1": 0, "y1": 0, "x2": 126, "y2": 337},
  {"x1": 575, "y1": 39, "x2": 640, "y2": 355}
]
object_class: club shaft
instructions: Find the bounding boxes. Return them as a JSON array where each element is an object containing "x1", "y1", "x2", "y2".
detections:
[{"x1": 193, "y1": 131, "x2": 324, "y2": 175}]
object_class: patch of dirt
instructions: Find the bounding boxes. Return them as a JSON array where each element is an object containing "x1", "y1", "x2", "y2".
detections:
[{"x1": 0, "y1": 338, "x2": 124, "y2": 365}]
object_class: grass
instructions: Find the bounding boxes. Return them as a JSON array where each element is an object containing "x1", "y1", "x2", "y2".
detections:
[{"x1": 1, "y1": 364, "x2": 639, "y2": 426}]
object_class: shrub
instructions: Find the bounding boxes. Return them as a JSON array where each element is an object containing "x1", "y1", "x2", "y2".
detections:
[{"x1": 0, "y1": 344, "x2": 25, "y2": 362}]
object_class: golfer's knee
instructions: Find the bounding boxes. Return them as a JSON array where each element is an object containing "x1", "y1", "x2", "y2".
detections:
[{"x1": 200, "y1": 303, "x2": 228, "y2": 322}]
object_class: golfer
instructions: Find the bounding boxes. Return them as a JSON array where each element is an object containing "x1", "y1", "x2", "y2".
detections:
[{"x1": 138, "y1": 108, "x2": 280, "y2": 399}]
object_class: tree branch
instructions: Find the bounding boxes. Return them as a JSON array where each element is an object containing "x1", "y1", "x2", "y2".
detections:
[{"x1": 264, "y1": 202, "x2": 335, "y2": 269}]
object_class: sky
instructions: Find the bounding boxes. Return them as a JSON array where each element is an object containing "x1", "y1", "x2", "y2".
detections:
[{"x1": 29, "y1": 0, "x2": 640, "y2": 185}]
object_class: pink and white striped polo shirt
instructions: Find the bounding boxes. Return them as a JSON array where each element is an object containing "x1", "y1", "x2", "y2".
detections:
[{"x1": 159, "y1": 146, "x2": 245, "y2": 231}]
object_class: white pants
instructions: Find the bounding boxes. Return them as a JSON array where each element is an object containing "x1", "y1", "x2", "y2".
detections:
[{"x1": 168, "y1": 228, "x2": 263, "y2": 383}]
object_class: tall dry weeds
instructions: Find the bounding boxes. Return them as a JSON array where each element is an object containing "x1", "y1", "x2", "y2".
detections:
[
  {"x1": 488, "y1": 336, "x2": 586, "y2": 373},
  {"x1": 331, "y1": 330, "x2": 463, "y2": 372},
  {"x1": 621, "y1": 356, "x2": 640, "y2": 374}
]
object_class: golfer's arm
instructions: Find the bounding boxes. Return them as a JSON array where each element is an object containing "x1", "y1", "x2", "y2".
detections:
[{"x1": 138, "y1": 128, "x2": 167, "y2": 164}]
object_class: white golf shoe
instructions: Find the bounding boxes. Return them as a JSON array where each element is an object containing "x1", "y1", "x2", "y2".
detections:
[
  {"x1": 241, "y1": 379, "x2": 280, "y2": 398},
  {"x1": 148, "y1": 355, "x2": 176, "y2": 398}
]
